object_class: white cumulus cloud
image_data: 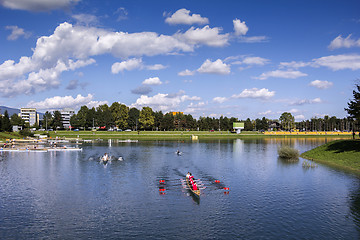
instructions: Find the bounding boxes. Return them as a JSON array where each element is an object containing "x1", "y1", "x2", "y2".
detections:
[
  {"x1": 0, "y1": 22, "x2": 198, "y2": 97},
  {"x1": 242, "y1": 56, "x2": 269, "y2": 66},
  {"x1": 5, "y1": 25, "x2": 31, "y2": 40},
  {"x1": 178, "y1": 69, "x2": 195, "y2": 76},
  {"x1": 142, "y1": 77, "x2": 162, "y2": 85},
  {"x1": 27, "y1": 94, "x2": 107, "y2": 110},
  {"x1": 131, "y1": 91, "x2": 200, "y2": 112},
  {"x1": 232, "y1": 88, "x2": 275, "y2": 99},
  {"x1": 146, "y1": 64, "x2": 166, "y2": 70},
  {"x1": 213, "y1": 97, "x2": 228, "y2": 103},
  {"x1": 279, "y1": 61, "x2": 310, "y2": 69},
  {"x1": 312, "y1": 54, "x2": 360, "y2": 71},
  {"x1": 72, "y1": 14, "x2": 99, "y2": 26},
  {"x1": 258, "y1": 110, "x2": 274, "y2": 116},
  {"x1": 290, "y1": 98, "x2": 322, "y2": 106},
  {"x1": 175, "y1": 25, "x2": 229, "y2": 47},
  {"x1": 111, "y1": 58, "x2": 166, "y2": 73},
  {"x1": 0, "y1": 21, "x2": 233, "y2": 97},
  {"x1": 295, "y1": 115, "x2": 305, "y2": 121},
  {"x1": 256, "y1": 70, "x2": 307, "y2": 80},
  {"x1": 165, "y1": 8, "x2": 209, "y2": 25},
  {"x1": 309, "y1": 80, "x2": 333, "y2": 89},
  {"x1": 111, "y1": 58, "x2": 143, "y2": 73},
  {"x1": 197, "y1": 59, "x2": 230, "y2": 75},
  {"x1": 328, "y1": 34, "x2": 360, "y2": 50},
  {"x1": 233, "y1": 18, "x2": 248, "y2": 36}
]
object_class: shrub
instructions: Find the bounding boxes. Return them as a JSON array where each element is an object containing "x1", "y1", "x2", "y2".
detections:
[
  {"x1": 19, "y1": 129, "x2": 34, "y2": 138},
  {"x1": 278, "y1": 145, "x2": 299, "y2": 160}
]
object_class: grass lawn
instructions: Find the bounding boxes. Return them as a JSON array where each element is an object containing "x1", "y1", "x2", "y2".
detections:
[
  {"x1": 45, "y1": 130, "x2": 262, "y2": 140},
  {"x1": 301, "y1": 140, "x2": 360, "y2": 175},
  {"x1": 0, "y1": 132, "x2": 22, "y2": 141},
  {"x1": 42, "y1": 130, "x2": 355, "y2": 141}
]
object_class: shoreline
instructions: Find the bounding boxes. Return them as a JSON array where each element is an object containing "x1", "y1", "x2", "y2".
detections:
[
  {"x1": 45, "y1": 130, "x2": 357, "y2": 140},
  {"x1": 301, "y1": 140, "x2": 360, "y2": 176},
  {"x1": 1, "y1": 131, "x2": 357, "y2": 146}
]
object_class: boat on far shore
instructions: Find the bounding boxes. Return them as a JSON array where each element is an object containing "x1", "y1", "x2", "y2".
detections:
[
  {"x1": 117, "y1": 139, "x2": 138, "y2": 143},
  {"x1": 0, "y1": 147, "x2": 82, "y2": 152}
]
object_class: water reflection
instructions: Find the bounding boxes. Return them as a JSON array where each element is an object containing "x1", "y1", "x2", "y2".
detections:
[
  {"x1": 233, "y1": 139, "x2": 244, "y2": 154},
  {"x1": 0, "y1": 139, "x2": 359, "y2": 239}
]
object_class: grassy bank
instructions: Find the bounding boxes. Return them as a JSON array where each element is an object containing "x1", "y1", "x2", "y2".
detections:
[
  {"x1": 42, "y1": 130, "x2": 355, "y2": 141},
  {"x1": 301, "y1": 140, "x2": 360, "y2": 175},
  {"x1": 0, "y1": 132, "x2": 22, "y2": 141}
]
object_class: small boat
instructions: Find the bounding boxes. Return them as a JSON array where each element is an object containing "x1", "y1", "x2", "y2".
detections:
[
  {"x1": 47, "y1": 147, "x2": 82, "y2": 151},
  {"x1": 186, "y1": 175, "x2": 200, "y2": 198},
  {"x1": 118, "y1": 139, "x2": 139, "y2": 143},
  {"x1": 101, "y1": 154, "x2": 110, "y2": 163}
]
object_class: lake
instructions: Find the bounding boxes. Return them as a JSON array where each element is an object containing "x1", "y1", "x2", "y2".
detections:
[{"x1": 0, "y1": 138, "x2": 359, "y2": 239}]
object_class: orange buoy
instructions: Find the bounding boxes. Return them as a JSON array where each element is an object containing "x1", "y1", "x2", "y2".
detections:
[
  {"x1": 223, "y1": 187, "x2": 230, "y2": 190},
  {"x1": 159, "y1": 188, "x2": 166, "y2": 191},
  {"x1": 215, "y1": 180, "x2": 220, "y2": 183},
  {"x1": 159, "y1": 180, "x2": 165, "y2": 183}
]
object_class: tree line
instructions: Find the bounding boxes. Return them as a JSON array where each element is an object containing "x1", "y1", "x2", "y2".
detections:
[
  {"x1": 68, "y1": 103, "x2": 358, "y2": 132},
  {"x1": 1, "y1": 84, "x2": 359, "y2": 132}
]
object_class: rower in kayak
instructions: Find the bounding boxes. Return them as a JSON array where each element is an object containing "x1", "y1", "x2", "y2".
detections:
[{"x1": 101, "y1": 153, "x2": 110, "y2": 162}]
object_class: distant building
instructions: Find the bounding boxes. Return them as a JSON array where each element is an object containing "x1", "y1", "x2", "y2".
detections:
[
  {"x1": 20, "y1": 108, "x2": 39, "y2": 126},
  {"x1": 12, "y1": 125, "x2": 22, "y2": 132},
  {"x1": 60, "y1": 109, "x2": 75, "y2": 129},
  {"x1": 170, "y1": 112, "x2": 184, "y2": 116}
]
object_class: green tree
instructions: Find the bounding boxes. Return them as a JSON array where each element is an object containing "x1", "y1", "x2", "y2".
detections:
[
  {"x1": 52, "y1": 111, "x2": 63, "y2": 130},
  {"x1": 118, "y1": 104, "x2": 129, "y2": 129},
  {"x1": 139, "y1": 107, "x2": 154, "y2": 130},
  {"x1": 160, "y1": 113, "x2": 174, "y2": 130},
  {"x1": 10, "y1": 114, "x2": 25, "y2": 127},
  {"x1": 153, "y1": 111, "x2": 164, "y2": 131},
  {"x1": 76, "y1": 106, "x2": 89, "y2": 130},
  {"x1": 345, "y1": 84, "x2": 360, "y2": 124},
  {"x1": 2, "y1": 111, "x2": 12, "y2": 132},
  {"x1": 244, "y1": 118, "x2": 253, "y2": 131},
  {"x1": 185, "y1": 114, "x2": 197, "y2": 130},
  {"x1": 70, "y1": 114, "x2": 80, "y2": 129},
  {"x1": 86, "y1": 107, "x2": 96, "y2": 129},
  {"x1": 254, "y1": 118, "x2": 262, "y2": 131},
  {"x1": 174, "y1": 113, "x2": 186, "y2": 130},
  {"x1": 44, "y1": 111, "x2": 53, "y2": 130},
  {"x1": 110, "y1": 102, "x2": 129, "y2": 129},
  {"x1": 260, "y1": 117, "x2": 268, "y2": 131},
  {"x1": 96, "y1": 104, "x2": 113, "y2": 128},
  {"x1": 279, "y1": 112, "x2": 295, "y2": 131},
  {"x1": 128, "y1": 107, "x2": 140, "y2": 130},
  {"x1": 197, "y1": 117, "x2": 208, "y2": 130}
]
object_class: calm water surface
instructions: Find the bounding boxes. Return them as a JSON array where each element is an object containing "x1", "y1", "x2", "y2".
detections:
[{"x1": 0, "y1": 138, "x2": 359, "y2": 239}]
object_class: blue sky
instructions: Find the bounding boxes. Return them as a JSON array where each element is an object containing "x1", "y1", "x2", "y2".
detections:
[{"x1": 1, "y1": 0, "x2": 360, "y2": 120}]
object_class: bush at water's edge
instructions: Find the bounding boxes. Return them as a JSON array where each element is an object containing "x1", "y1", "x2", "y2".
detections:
[{"x1": 277, "y1": 145, "x2": 300, "y2": 160}]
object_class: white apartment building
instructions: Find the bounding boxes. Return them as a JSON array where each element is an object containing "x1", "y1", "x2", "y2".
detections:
[
  {"x1": 20, "y1": 108, "x2": 39, "y2": 126},
  {"x1": 60, "y1": 109, "x2": 75, "y2": 129}
]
